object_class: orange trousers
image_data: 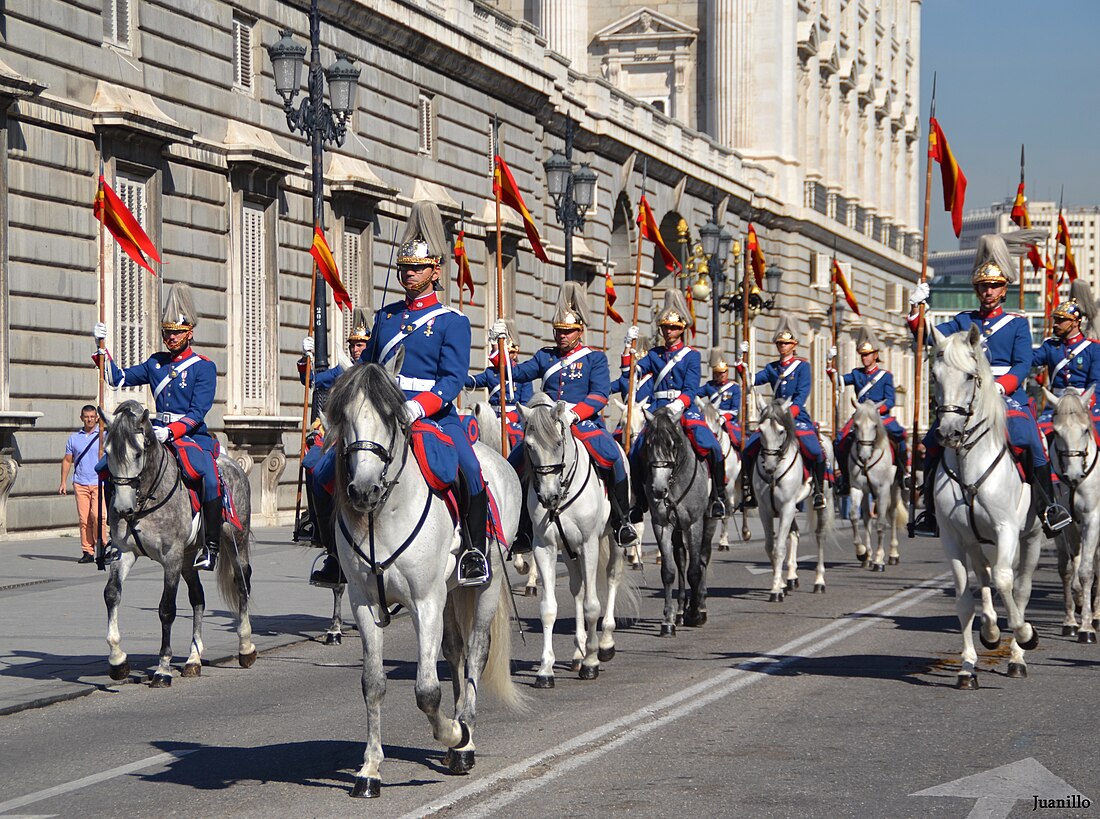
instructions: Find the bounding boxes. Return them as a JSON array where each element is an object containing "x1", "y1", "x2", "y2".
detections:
[{"x1": 74, "y1": 483, "x2": 107, "y2": 554}]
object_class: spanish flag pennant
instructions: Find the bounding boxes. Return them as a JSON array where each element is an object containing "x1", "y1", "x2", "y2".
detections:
[
  {"x1": 637, "y1": 195, "x2": 681, "y2": 274},
  {"x1": 831, "y1": 258, "x2": 861, "y2": 316},
  {"x1": 94, "y1": 176, "x2": 161, "y2": 276},
  {"x1": 309, "y1": 227, "x2": 352, "y2": 312},
  {"x1": 493, "y1": 155, "x2": 549, "y2": 263},
  {"x1": 928, "y1": 117, "x2": 967, "y2": 238}
]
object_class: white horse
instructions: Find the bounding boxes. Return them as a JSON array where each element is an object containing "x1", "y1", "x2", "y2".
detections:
[
  {"x1": 696, "y1": 398, "x2": 743, "y2": 550},
  {"x1": 1046, "y1": 386, "x2": 1100, "y2": 643},
  {"x1": 517, "y1": 394, "x2": 635, "y2": 687},
  {"x1": 752, "y1": 397, "x2": 832, "y2": 599},
  {"x1": 846, "y1": 400, "x2": 908, "y2": 571},
  {"x1": 930, "y1": 325, "x2": 1042, "y2": 688},
  {"x1": 326, "y1": 353, "x2": 525, "y2": 798}
]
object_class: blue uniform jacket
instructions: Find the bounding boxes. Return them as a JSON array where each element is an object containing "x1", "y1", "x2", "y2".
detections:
[
  {"x1": 298, "y1": 361, "x2": 345, "y2": 390},
  {"x1": 752, "y1": 357, "x2": 812, "y2": 418},
  {"x1": 510, "y1": 345, "x2": 610, "y2": 422},
  {"x1": 701, "y1": 379, "x2": 742, "y2": 420},
  {"x1": 361, "y1": 292, "x2": 470, "y2": 419},
  {"x1": 610, "y1": 371, "x2": 655, "y2": 409},
  {"x1": 841, "y1": 366, "x2": 896, "y2": 410},
  {"x1": 1032, "y1": 333, "x2": 1100, "y2": 396},
  {"x1": 623, "y1": 343, "x2": 700, "y2": 410},
  {"x1": 104, "y1": 347, "x2": 216, "y2": 442},
  {"x1": 467, "y1": 366, "x2": 534, "y2": 411}
]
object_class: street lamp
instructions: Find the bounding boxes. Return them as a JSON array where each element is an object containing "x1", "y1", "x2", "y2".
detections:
[
  {"x1": 698, "y1": 216, "x2": 735, "y2": 345},
  {"x1": 543, "y1": 116, "x2": 597, "y2": 281},
  {"x1": 267, "y1": 0, "x2": 361, "y2": 395}
]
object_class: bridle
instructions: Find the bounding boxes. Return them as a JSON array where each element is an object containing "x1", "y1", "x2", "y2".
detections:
[
  {"x1": 646, "y1": 423, "x2": 699, "y2": 515},
  {"x1": 754, "y1": 417, "x2": 799, "y2": 517},
  {"x1": 528, "y1": 417, "x2": 592, "y2": 559},
  {"x1": 106, "y1": 425, "x2": 182, "y2": 557},
  {"x1": 1054, "y1": 426, "x2": 1100, "y2": 492},
  {"x1": 933, "y1": 367, "x2": 991, "y2": 452},
  {"x1": 343, "y1": 422, "x2": 409, "y2": 510}
]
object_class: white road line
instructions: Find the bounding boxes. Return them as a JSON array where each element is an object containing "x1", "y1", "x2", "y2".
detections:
[
  {"x1": 403, "y1": 573, "x2": 951, "y2": 819},
  {"x1": 0, "y1": 750, "x2": 195, "y2": 815}
]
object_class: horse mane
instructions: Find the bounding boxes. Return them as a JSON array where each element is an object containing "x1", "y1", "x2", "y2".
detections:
[
  {"x1": 1053, "y1": 390, "x2": 1091, "y2": 437},
  {"x1": 853, "y1": 400, "x2": 888, "y2": 447},
  {"x1": 648, "y1": 407, "x2": 685, "y2": 462},
  {"x1": 760, "y1": 399, "x2": 797, "y2": 440},
  {"x1": 106, "y1": 399, "x2": 153, "y2": 455},
  {"x1": 523, "y1": 391, "x2": 565, "y2": 454},
  {"x1": 325, "y1": 362, "x2": 406, "y2": 445},
  {"x1": 935, "y1": 331, "x2": 1006, "y2": 440}
]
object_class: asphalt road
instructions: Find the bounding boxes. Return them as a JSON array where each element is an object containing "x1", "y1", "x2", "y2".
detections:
[{"x1": 1, "y1": 523, "x2": 1098, "y2": 818}]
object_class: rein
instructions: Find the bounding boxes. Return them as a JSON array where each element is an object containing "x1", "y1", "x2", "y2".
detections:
[
  {"x1": 755, "y1": 421, "x2": 799, "y2": 518},
  {"x1": 530, "y1": 422, "x2": 592, "y2": 560},
  {"x1": 647, "y1": 425, "x2": 699, "y2": 518},
  {"x1": 109, "y1": 436, "x2": 183, "y2": 558},
  {"x1": 1054, "y1": 429, "x2": 1100, "y2": 514}
]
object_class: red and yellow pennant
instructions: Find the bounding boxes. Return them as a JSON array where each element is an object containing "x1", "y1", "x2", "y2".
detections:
[
  {"x1": 637, "y1": 195, "x2": 681, "y2": 274},
  {"x1": 493, "y1": 156, "x2": 549, "y2": 263},
  {"x1": 454, "y1": 230, "x2": 475, "y2": 300},
  {"x1": 309, "y1": 227, "x2": 352, "y2": 312},
  {"x1": 928, "y1": 117, "x2": 968, "y2": 238},
  {"x1": 604, "y1": 267, "x2": 623, "y2": 324},
  {"x1": 747, "y1": 223, "x2": 766, "y2": 289},
  {"x1": 1057, "y1": 213, "x2": 1078, "y2": 282},
  {"x1": 831, "y1": 258, "x2": 861, "y2": 316},
  {"x1": 1010, "y1": 182, "x2": 1031, "y2": 228},
  {"x1": 94, "y1": 175, "x2": 161, "y2": 276}
]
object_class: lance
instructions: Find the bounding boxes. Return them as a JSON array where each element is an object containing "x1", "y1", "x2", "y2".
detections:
[
  {"x1": 603, "y1": 248, "x2": 610, "y2": 351},
  {"x1": 456, "y1": 202, "x2": 467, "y2": 411},
  {"x1": 1018, "y1": 145, "x2": 1026, "y2": 310},
  {"x1": 738, "y1": 223, "x2": 753, "y2": 542},
  {"x1": 95, "y1": 133, "x2": 108, "y2": 570},
  {"x1": 492, "y1": 115, "x2": 509, "y2": 456},
  {"x1": 624, "y1": 158, "x2": 648, "y2": 455},
  {"x1": 907, "y1": 74, "x2": 937, "y2": 529},
  {"x1": 1047, "y1": 186, "x2": 1065, "y2": 339},
  {"x1": 830, "y1": 241, "x2": 839, "y2": 438},
  {"x1": 292, "y1": 254, "x2": 321, "y2": 543}
]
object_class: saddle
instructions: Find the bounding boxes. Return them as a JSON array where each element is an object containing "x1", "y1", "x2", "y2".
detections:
[{"x1": 181, "y1": 472, "x2": 244, "y2": 532}]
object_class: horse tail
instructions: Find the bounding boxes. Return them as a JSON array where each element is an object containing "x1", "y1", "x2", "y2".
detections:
[
  {"x1": 481, "y1": 581, "x2": 530, "y2": 713},
  {"x1": 215, "y1": 527, "x2": 251, "y2": 617},
  {"x1": 808, "y1": 496, "x2": 839, "y2": 551},
  {"x1": 892, "y1": 483, "x2": 909, "y2": 528},
  {"x1": 595, "y1": 534, "x2": 641, "y2": 622}
]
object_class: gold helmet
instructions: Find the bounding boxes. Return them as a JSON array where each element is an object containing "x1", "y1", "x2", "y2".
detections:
[
  {"x1": 771, "y1": 316, "x2": 798, "y2": 345},
  {"x1": 708, "y1": 347, "x2": 728, "y2": 373},
  {"x1": 1052, "y1": 299, "x2": 1084, "y2": 323},
  {"x1": 971, "y1": 229, "x2": 1047, "y2": 287},
  {"x1": 551, "y1": 282, "x2": 591, "y2": 330},
  {"x1": 656, "y1": 290, "x2": 691, "y2": 328},
  {"x1": 855, "y1": 326, "x2": 880, "y2": 355},
  {"x1": 347, "y1": 307, "x2": 371, "y2": 342},
  {"x1": 161, "y1": 283, "x2": 197, "y2": 332},
  {"x1": 396, "y1": 201, "x2": 447, "y2": 266}
]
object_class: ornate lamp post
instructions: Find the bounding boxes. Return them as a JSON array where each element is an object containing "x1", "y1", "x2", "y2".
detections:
[
  {"x1": 267, "y1": 0, "x2": 360, "y2": 384},
  {"x1": 543, "y1": 116, "x2": 597, "y2": 281}
]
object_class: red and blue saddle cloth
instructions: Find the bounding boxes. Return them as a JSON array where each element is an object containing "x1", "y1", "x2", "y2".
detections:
[
  {"x1": 719, "y1": 415, "x2": 743, "y2": 449},
  {"x1": 461, "y1": 411, "x2": 523, "y2": 449}
]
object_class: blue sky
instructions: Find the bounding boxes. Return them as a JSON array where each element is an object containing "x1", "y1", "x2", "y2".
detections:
[{"x1": 920, "y1": 0, "x2": 1100, "y2": 251}]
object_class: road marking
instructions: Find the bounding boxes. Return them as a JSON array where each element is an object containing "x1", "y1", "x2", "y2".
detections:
[
  {"x1": 402, "y1": 572, "x2": 951, "y2": 819},
  {"x1": 0, "y1": 750, "x2": 195, "y2": 815},
  {"x1": 912, "y1": 758, "x2": 1090, "y2": 818}
]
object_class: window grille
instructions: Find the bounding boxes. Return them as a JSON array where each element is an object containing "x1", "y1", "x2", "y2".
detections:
[
  {"x1": 114, "y1": 175, "x2": 148, "y2": 390},
  {"x1": 241, "y1": 202, "x2": 267, "y2": 407},
  {"x1": 233, "y1": 16, "x2": 254, "y2": 93},
  {"x1": 340, "y1": 227, "x2": 363, "y2": 343},
  {"x1": 103, "y1": 0, "x2": 132, "y2": 48},
  {"x1": 418, "y1": 93, "x2": 434, "y2": 155}
]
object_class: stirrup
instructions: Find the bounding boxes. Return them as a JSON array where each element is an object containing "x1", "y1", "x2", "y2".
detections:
[
  {"x1": 309, "y1": 554, "x2": 344, "y2": 588},
  {"x1": 102, "y1": 542, "x2": 121, "y2": 564},
  {"x1": 1041, "y1": 503, "x2": 1072, "y2": 536},
  {"x1": 812, "y1": 491, "x2": 826, "y2": 510},
  {"x1": 910, "y1": 510, "x2": 939, "y2": 538},
  {"x1": 615, "y1": 520, "x2": 639, "y2": 548},
  {"x1": 457, "y1": 551, "x2": 490, "y2": 587},
  {"x1": 193, "y1": 546, "x2": 218, "y2": 571},
  {"x1": 707, "y1": 496, "x2": 728, "y2": 520}
]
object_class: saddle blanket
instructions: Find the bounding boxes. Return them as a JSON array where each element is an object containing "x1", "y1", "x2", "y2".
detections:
[
  {"x1": 184, "y1": 476, "x2": 244, "y2": 531},
  {"x1": 461, "y1": 413, "x2": 523, "y2": 449}
]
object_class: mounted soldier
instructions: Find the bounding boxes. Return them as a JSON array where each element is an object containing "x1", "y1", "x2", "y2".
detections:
[
  {"x1": 1033, "y1": 282, "x2": 1100, "y2": 440},
  {"x1": 504, "y1": 282, "x2": 638, "y2": 553},
  {"x1": 907, "y1": 229, "x2": 1071, "y2": 538},
  {"x1": 465, "y1": 319, "x2": 532, "y2": 449},
  {"x1": 310, "y1": 201, "x2": 491, "y2": 588},
  {"x1": 700, "y1": 348, "x2": 742, "y2": 449},
  {"x1": 739, "y1": 316, "x2": 829, "y2": 510},
  {"x1": 625, "y1": 290, "x2": 728, "y2": 521},
  {"x1": 92, "y1": 283, "x2": 222, "y2": 571},
  {"x1": 828, "y1": 326, "x2": 908, "y2": 493}
]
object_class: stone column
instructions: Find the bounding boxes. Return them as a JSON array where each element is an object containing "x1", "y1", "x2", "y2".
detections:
[
  {"x1": 540, "y1": 0, "x2": 588, "y2": 71},
  {"x1": 708, "y1": 0, "x2": 746, "y2": 146}
]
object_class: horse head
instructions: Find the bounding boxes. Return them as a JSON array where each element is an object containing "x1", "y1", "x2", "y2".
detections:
[
  {"x1": 103, "y1": 400, "x2": 155, "y2": 516},
  {"x1": 757, "y1": 398, "x2": 796, "y2": 476},
  {"x1": 327, "y1": 348, "x2": 408, "y2": 514},
  {"x1": 852, "y1": 399, "x2": 887, "y2": 461},
  {"x1": 930, "y1": 324, "x2": 1003, "y2": 450},
  {"x1": 1050, "y1": 385, "x2": 1097, "y2": 484},
  {"x1": 517, "y1": 392, "x2": 575, "y2": 509},
  {"x1": 645, "y1": 406, "x2": 685, "y2": 502},
  {"x1": 695, "y1": 396, "x2": 722, "y2": 435}
]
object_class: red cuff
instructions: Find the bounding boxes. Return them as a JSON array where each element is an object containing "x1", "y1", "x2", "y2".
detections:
[
  {"x1": 906, "y1": 313, "x2": 921, "y2": 332},
  {"x1": 878, "y1": 405, "x2": 890, "y2": 415},
  {"x1": 677, "y1": 394, "x2": 690, "y2": 409},
  {"x1": 620, "y1": 354, "x2": 632, "y2": 368},
  {"x1": 297, "y1": 358, "x2": 308, "y2": 375},
  {"x1": 995, "y1": 375, "x2": 1018, "y2": 394},
  {"x1": 167, "y1": 421, "x2": 188, "y2": 439},
  {"x1": 413, "y1": 392, "x2": 444, "y2": 417},
  {"x1": 790, "y1": 405, "x2": 801, "y2": 417}
]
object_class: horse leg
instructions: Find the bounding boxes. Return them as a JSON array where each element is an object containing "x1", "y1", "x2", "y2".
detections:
[
  {"x1": 446, "y1": 581, "x2": 496, "y2": 773},
  {"x1": 151, "y1": 565, "x2": 181, "y2": 687},
  {"x1": 228, "y1": 536, "x2": 256, "y2": 666},
  {"x1": 683, "y1": 520, "x2": 710, "y2": 626},
  {"x1": 181, "y1": 566, "x2": 205, "y2": 677},
  {"x1": 848, "y1": 485, "x2": 867, "y2": 564},
  {"x1": 325, "y1": 585, "x2": 346, "y2": 645},
  {"x1": 990, "y1": 532, "x2": 1036, "y2": 665},
  {"x1": 104, "y1": 551, "x2": 138, "y2": 680},
  {"x1": 886, "y1": 484, "x2": 902, "y2": 565},
  {"x1": 656, "y1": 525, "x2": 677, "y2": 636},
  {"x1": 411, "y1": 597, "x2": 466, "y2": 752},
  {"x1": 673, "y1": 527, "x2": 688, "y2": 624},
  {"x1": 567, "y1": 552, "x2": 586, "y2": 674},
  {"x1": 349, "y1": 600, "x2": 385, "y2": 798},
  {"x1": 599, "y1": 535, "x2": 624, "y2": 661},
  {"x1": 769, "y1": 509, "x2": 793, "y2": 602},
  {"x1": 441, "y1": 598, "x2": 465, "y2": 711},
  {"x1": 785, "y1": 524, "x2": 799, "y2": 591},
  {"x1": 577, "y1": 536, "x2": 602, "y2": 679},
  {"x1": 1006, "y1": 525, "x2": 1043, "y2": 673},
  {"x1": 812, "y1": 508, "x2": 827, "y2": 594},
  {"x1": 1079, "y1": 515, "x2": 1100, "y2": 642},
  {"x1": 947, "y1": 551, "x2": 979, "y2": 688},
  {"x1": 533, "y1": 544, "x2": 559, "y2": 687},
  {"x1": 1058, "y1": 540, "x2": 1081, "y2": 637}
]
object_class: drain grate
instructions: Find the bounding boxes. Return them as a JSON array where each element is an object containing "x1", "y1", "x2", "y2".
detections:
[{"x1": 0, "y1": 578, "x2": 56, "y2": 593}]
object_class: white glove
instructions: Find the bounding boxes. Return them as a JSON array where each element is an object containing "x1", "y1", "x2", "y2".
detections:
[
  {"x1": 829, "y1": 345, "x2": 838, "y2": 358},
  {"x1": 93, "y1": 322, "x2": 108, "y2": 341},
  {"x1": 153, "y1": 427, "x2": 171, "y2": 443},
  {"x1": 301, "y1": 335, "x2": 315, "y2": 357},
  {"x1": 489, "y1": 319, "x2": 509, "y2": 342},
  {"x1": 909, "y1": 281, "x2": 931, "y2": 307},
  {"x1": 665, "y1": 401, "x2": 685, "y2": 420},
  {"x1": 740, "y1": 340, "x2": 749, "y2": 353},
  {"x1": 995, "y1": 382, "x2": 1006, "y2": 396},
  {"x1": 402, "y1": 399, "x2": 426, "y2": 424},
  {"x1": 626, "y1": 326, "x2": 639, "y2": 341},
  {"x1": 566, "y1": 410, "x2": 580, "y2": 425}
]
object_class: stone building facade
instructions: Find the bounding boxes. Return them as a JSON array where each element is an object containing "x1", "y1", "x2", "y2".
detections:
[{"x1": 0, "y1": 0, "x2": 922, "y2": 537}]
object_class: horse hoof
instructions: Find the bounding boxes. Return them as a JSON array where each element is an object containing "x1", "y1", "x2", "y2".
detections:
[
  {"x1": 955, "y1": 674, "x2": 979, "y2": 690},
  {"x1": 1018, "y1": 629, "x2": 1040, "y2": 651},
  {"x1": 979, "y1": 633, "x2": 1000, "y2": 650},
  {"x1": 659, "y1": 624, "x2": 676, "y2": 637},
  {"x1": 150, "y1": 673, "x2": 172, "y2": 688},
  {"x1": 108, "y1": 662, "x2": 130, "y2": 681},
  {"x1": 1007, "y1": 662, "x2": 1028, "y2": 678},
  {"x1": 180, "y1": 663, "x2": 201, "y2": 678},
  {"x1": 768, "y1": 592, "x2": 784, "y2": 603},
  {"x1": 446, "y1": 749, "x2": 475, "y2": 775},
  {"x1": 533, "y1": 675, "x2": 555, "y2": 689},
  {"x1": 238, "y1": 650, "x2": 258, "y2": 669},
  {"x1": 813, "y1": 583, "x2": 826, "y2": 594},
  {"x1": 888, "y1": 556, "x2": 900, "y2": 565},
  {"x1": 524, "y1": 586, "x2": 538, "y2": 597},
  {"x1": 786, "y1": 578, "x2": 798, "y2": 591},
  {"x1": 1063, "y1": 625, "x2": 1079, "y2": 637},
  {"x1": 1079, "y1": 631, "x2": 1098, "y2": 644},
  {"x1": 350, "y1": 777, "x2": 381, "y2": 798},
  {"x1": 578, "y1": 665, "x2": 599, "y2": 681},
  {"x1": 598, "y1": 646, "x2": 616, "y2": 662},
  {"x1": 323, "y1": 632, "x2": 342, "y2": 646},
  {"x1": 631, "y1": 561, "x2": 642, "y2": 571},
  {"x1": 741, "y1": 528, "x2": 752, "y2": 541},
  {"x1": 872, "y1": 564, "x2": 886, "y2": 573},
  {"x1": 674, "y1": 614, "x2": 683, "y2": 626}
]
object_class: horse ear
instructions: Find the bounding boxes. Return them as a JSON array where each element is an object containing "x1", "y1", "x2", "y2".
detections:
[
  {"x1": 609, "y1": 396, "x2": 625, "y2": 413},
  {"x1": 1084, "y1": 385, "x2": 1096, "y2": 406},
  {"x1": 755, "y1": 393, "x2": 769, "y2": 415},
  {"x1": 515, "y1": 403, "x2": 528, "y2": 423},
  {"x1": 779, "y1": 397, "x2": 794, "y2": 412},
  {"x1": 967, "y1": 323, "x2": 982, "y2": 347},
  {"x1": 385, "y1": 346, "x2": 405, "y2": 377},
  {"x1": 140, "y1": 409, "x2": 150, "y2": 427},
  {"x1": 931, "y1": 326, "x2": 947, "y2": 346},
  {"x1": 98, "y1": 406, "x2": 113, "y2": 427},
  {"x1": 643, "y1": 409, "x2": 654, "y2": 423},
  {"x1": 553, "y1": 400, "x2": 570, "y2": 422},
  {"x1": 1041, "y1": 387, "x2": 1059, "y2": 405},
  {"x1": 850, "y1": 395, "x2": 857, "y2": 408}
]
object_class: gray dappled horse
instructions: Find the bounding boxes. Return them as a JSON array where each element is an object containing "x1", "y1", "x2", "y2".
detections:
[
  {"x1": 1046, "y1": 386, "x2": 1100, "y2": 643},
  {"x1": 696, "y1": 398, "x2": 743, "y2": 550},
  {"x1": 930, "y1": 325, "x2": 1042, "y2": 687},
  {"x1": 102, "y1": 400, "x2": 255, "y2": 686},
  {"x1": 517, "y1": 393, "x2": 635, "y2": 687},
  {"x1": 326, "y1": 353, "x2": 525, "y2": 798},
  {"x1": 846, "y1": 399, "x2": 907, "y2": 571},
  {"x1": 640, "y1": 406, "x2": 716, "y2": 635}
]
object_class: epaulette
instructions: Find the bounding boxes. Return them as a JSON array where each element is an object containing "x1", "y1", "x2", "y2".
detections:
[{"x1": 539, "y1": 345, "x2": 556, "y2": 354}]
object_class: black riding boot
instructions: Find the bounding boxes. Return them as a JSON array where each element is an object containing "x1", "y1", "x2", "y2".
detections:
[
  {"x1": 629, "y1": 455, "x2": 649, "y2": 523},
  {"x1": 811, "y1": 460, "x2": 827, "y2": 510},
  {"x1": 707, "y1": 451, "x2": 728, "y2": 519},
  {"x1": 833, "y1": 439, "x2": 850, "y2": 496},
  {"x1": 609, "y1": 475, "x2": 639, "y2": 548},
  {"x1": 1033, "y1": 461, "x2": 1072, "y2": 536},
  {"x1": 910, "y1": 451, "x2": 940, "y2": 538},
  {"x1": 894, "y1": 439, "x2": 910, "y2": 490},
  {"x1": 511, "y1": 481, "x2": 533, "y2": 555},
  {"x1": 741, "y1": 452, "x2": 757, "y2": 508},
  {"x1": 309, "y1": 504, "x2": 345, "y2": 588},
  {"x1": 193, "y1": 499, "x2": 222, "y2": 571},
  {"x1": 458, "y1": 489, "x2": 491, "y2": 587}
]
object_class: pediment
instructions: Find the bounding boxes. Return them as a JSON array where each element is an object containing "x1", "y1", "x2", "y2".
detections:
[
  {"x1": 818, "y1": 41, "x2": 840, "y2": 76},
  {"x1": 797, "y1": 21, "x2": 819, "y2": 60},
  {"x1": 594, "y1": 8, "x2": 698, "y2": 43}
]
